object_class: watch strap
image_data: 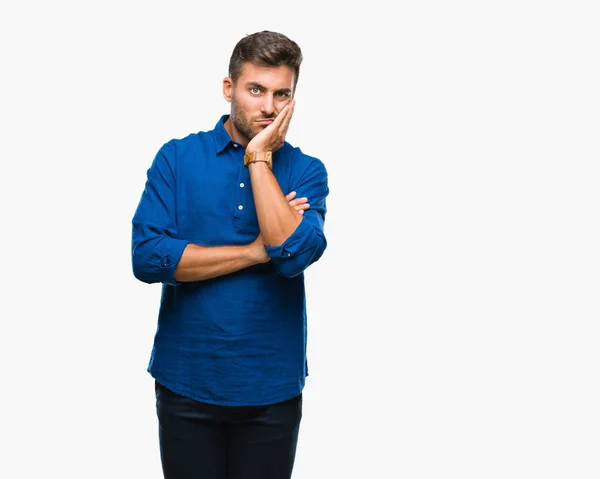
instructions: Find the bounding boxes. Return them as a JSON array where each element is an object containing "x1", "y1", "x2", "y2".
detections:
[{"x1": 244, "y1": 151, "x2": 273, "y2": 169}]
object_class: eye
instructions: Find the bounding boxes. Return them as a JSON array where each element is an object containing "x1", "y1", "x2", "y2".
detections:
[
  {"x1": 276, "y1": 91, "x2": 291, "y2": 98},
  {"x1": 250, "y1": 87, "x2": 261, "y2": 94}
]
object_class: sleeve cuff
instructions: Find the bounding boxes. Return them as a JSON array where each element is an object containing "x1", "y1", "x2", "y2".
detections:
[
  {"x1": 159, "y1": 238, "x2": 189, "y2": 286},
  {"x1": 263, "y1": 219, "x2": 312, "y2": 260}
]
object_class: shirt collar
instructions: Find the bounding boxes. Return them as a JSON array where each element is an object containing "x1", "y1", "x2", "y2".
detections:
[
  {"x1": 212, "y1": 114, "x2": 293, "y2": 156},
  {"x1": 213, "y1": 114, "x2": 235, "y2": 154}
]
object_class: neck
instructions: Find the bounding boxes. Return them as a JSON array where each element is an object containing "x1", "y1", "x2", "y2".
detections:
[{"x1": 223, "y1": 116, "x2": 249, "y2": 148}]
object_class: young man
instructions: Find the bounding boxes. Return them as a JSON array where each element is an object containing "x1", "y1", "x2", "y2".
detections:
[{"x1": 131, "y1": 31, "x2": 329, "y2": 479}]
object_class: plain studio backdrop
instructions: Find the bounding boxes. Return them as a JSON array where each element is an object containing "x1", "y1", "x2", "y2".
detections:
[{"x1": 1, "y1": 1, "x2": 598, "y2": 478}]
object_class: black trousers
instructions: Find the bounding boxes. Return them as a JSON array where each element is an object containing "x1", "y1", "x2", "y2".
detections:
[{"x1": 155, "y1": 381, "x2": 303, "y2": 479}]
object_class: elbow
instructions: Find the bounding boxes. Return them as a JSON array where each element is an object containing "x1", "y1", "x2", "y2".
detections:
[
  {"x1": 132, "y1": 260, "x2": 160, "y2": 284},
  {"x1": 274, "y1": 240, "x2": 327, "y2": 278},
  {"x1": 131, "y1": 244, "x2": 160, "y2": 284},
  {"x1": 275, "y1": 262, "x2": 304, "y2": 279},
  {"x1": 131, "y1": 235, "x2": 187, "y2": 286}
]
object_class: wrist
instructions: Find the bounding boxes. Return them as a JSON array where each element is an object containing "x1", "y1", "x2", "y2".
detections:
[
  {"x1": 245, "y1": 239, "x2": 269, "y2": 265},
  {"x1": 244, "y1": 151, "x2": 272, "y2": 170}
]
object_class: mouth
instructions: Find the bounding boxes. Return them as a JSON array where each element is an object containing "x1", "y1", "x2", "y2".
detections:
[{"x1": 255, "y1": 118, "x2": 275, "y2": 126}]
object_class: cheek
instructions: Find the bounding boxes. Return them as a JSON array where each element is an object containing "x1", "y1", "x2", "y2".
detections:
[
  {"x1": 237, "y1": 97, "x2": 261, "y2": 116},
  {"x1": 237, "y1": 91, "x2": 258, "y2": 105},
  {"x1": 275, "y1": 98, "x2": 291, "y2": 111}
]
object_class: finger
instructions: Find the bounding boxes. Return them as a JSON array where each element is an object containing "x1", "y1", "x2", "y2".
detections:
[
  {"x1": 280, "y1": 101, "x2": 295, "y2": 131},
  {"x1": 285, "y1": 191, "x2": 297, "y2": 201},
  {"x1": 287, "y1": 99, "x2": 296, "y2": 118},
  {"x1": 285, "y1": 99, "x2": 296, "y2": 113},
  {"x1": 293, "y1": 203, "x2": 310, "y2": 211},
  {"x1": 274, "y1": 101, "x2": 293, "y2": 133},
  {"x1": 289, "y1": 197, "x2": 308, "y2": 206},
  {"x1": 272, "y1": 102, "x2": 292, "y2": 128},
  {"x1": 293, "y1": 202, "x2": 309, "y2": 209}
]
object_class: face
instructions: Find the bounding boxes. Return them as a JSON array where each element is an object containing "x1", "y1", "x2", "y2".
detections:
[{"x1": 223, "y1": 62, "x2": 295, "y2": 145}]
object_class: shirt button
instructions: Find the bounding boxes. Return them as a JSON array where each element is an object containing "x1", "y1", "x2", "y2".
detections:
[
  {"x1": 240, "y1": 183, "x2": 245, "y2": 188},
  {"x1": 238, "y1": 205, "x2": 243, "y2": 210},
  {"x1": 233, "y1": 143, "x2": 238, "y2": 148},
  {"x1": 287, "y1": 253, "x2": 291, "y2": 257}
]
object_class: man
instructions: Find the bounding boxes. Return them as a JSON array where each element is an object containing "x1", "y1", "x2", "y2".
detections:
[{"x1": 131, "y1": 30, "x2": 329, "y2": 479}]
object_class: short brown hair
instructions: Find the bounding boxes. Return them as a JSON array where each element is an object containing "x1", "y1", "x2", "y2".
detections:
[{"x1": 228, "y1": 31, "x2": 303, "y2": 91}]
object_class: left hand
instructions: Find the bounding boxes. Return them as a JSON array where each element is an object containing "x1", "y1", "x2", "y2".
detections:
[{"x1": 246, "y1": 100, "x2": 296, "y2": 153}]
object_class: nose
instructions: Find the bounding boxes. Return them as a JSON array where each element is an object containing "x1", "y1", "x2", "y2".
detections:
[{"x1": 260, "y1": 94, "x2": 275, "y2": 116}]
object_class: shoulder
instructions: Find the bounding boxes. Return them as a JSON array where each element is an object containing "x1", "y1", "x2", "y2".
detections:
[
  {"x1": 163, "y1": 131, "x2": 204, "y2": 150},
  {"x1": 157, "y1": 131, "x2": 209, "y2": 160},
  {"x1": 283, "y1": 143, "x2": 328, "y2": 177}
]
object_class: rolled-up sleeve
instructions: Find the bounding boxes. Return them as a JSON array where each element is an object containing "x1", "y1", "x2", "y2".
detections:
[
  {"x1": 131, "y1": 142, "x2": 189, "y2": 285},
  {"x1": 265, "y1": 159, "x2": 329, "y2": 278}
]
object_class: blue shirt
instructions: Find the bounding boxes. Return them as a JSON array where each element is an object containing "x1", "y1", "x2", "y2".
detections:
[{"x1": 131, "y1": 115, "x2": 328, "y2": 406}]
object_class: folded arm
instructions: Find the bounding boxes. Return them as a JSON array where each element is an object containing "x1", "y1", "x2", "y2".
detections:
[
  {"x1": 131, "y1": 143, "x2": 312, "y2": 284},
  {"x1": 131, "y1": 143, "x2": 269, "y2": 284},
  {"x1": 260, "y1": 158, "x2": 329, "y2": 278}
]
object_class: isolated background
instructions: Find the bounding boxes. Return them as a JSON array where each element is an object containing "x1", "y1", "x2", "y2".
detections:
[{"x1": 1, "y1": 1, "x2": 599, "y2": 478}]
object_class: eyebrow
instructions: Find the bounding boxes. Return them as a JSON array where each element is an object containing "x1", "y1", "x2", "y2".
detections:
[{"x1": 246, "y1": 81, "x2": 292, "y2": 95}]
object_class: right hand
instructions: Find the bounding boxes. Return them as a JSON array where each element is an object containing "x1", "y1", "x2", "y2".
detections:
[
  {"x1": 285, "y1": 191, "x2": 310, "y2": 215},
  {"x1": 250, "y1": 234, "x2": 270, "y2": 264}
]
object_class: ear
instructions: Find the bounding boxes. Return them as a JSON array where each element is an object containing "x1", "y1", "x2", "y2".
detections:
[{"x1": 222, "y1": 77, "x2": 233, "y2": 102}]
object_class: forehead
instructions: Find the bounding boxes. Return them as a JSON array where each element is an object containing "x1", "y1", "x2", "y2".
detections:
[{"x1": 237, "y1": 62, "x2": 295, "y2": 89}]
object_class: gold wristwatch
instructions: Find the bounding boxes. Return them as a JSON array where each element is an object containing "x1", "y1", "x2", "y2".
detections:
[{"x1": 244, "y1": 151, "x2": 272, "y2": 170}]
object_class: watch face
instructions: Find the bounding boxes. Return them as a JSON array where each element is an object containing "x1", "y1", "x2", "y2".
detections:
[{"x1": 244, "y1": 152, "x2": 272, "y2": 169}]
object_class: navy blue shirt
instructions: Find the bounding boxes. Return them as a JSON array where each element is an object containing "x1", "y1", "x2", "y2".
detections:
[{"x1": 131, "y1": 115, "x2": 328, "y2": 406}]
